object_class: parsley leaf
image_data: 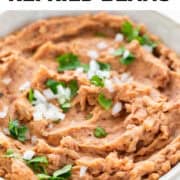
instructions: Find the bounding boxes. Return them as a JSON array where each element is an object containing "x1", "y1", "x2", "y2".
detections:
[
  {"x1": 26, "y1": 156, "x2": 48, "y2": 174},
  {"x1": 53, "y1": 164, "x2": 72, "y2": 179},
  {"x1": 8, "y1": 120, "x2": 28, "y2": 142},
  {"x1": 97, "y1": 62, "x2": 111, "y2": 71},
  {"x1": 57, "y1": 53, "x2": 81, "y2": 72},
  {"x1": 94, "y1": 127, "x2": 107, "y2": 138},
  {"x1": 28, "y1": 89, "x2": 36, "y2": 103},
  {"x1": 90, "y1": 75, "x2": 104, "y2": 87},
  {"x1": 46, "y1": 79, "x2": 66, "y2": 94},
  {"x1": 121, "y1": 21, "x2": 157, "y2": 49},
  {"x1": 37, "y1": 164, "x2": 72, "y2": 180},
  {"x1": 61, "y1": 102, "x2": 71, "y2": 113},
  {"x1": 98, "y1": 93, "x2": 112, "y2": 110},
  {"x1": 114, "y1": 47, "x2": 135, "y2": 65},
  {"x1": 68, "y1": 80, "x2": 79, "y2": 98}
]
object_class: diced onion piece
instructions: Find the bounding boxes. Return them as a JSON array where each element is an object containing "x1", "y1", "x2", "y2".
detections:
[
  {"x1": 143, "y1": 45, "x2": 153, "y2": 53},
  {"x1": 87, "y1": 50, "x2": 99, "y2": 60},
  {"x1": 23, "y1": 150, "x2": 35, "y2": 160},
  {"x1": 80, "y1": 166, "x2": 88, "y2": 177},
  {"x1": 108, "y1": 48, "x2": 115, "y2": 55},
  {"x1": 31, "y1": 135, "x2": 38, "y2": 145},
  {"x1": 2, "y1": 77, "x2": 12, "y2": 85},
  {"x1": 97, "y1": 41, "x2": 108, "y2": 50},
  {"x1": 0, "y1": 106, "x2": 8, "y2": 119},
  {"x1": 19, "y1": 81, "x2": 31, "y2": 91},
  {"x1": 0, "y1": 177, "x2": 5, "y2": 180},
  {"x1": 112, "y1": 102, "x2": 122, "y2": 116},
  {"x1": 43, "y1": 89, "x2": 58, "y2": 100},
  {"x1": 115, "y1": 33, "x2": 124, "y2": 42},
  {"x1": 104, "y1": 79, "x2": 114, "y2": 93},
  {"x1": 34, "y1": 90, "x2": 46, "y2": 103}
]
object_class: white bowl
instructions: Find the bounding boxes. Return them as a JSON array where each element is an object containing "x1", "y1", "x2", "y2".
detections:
[{"x1": 0, "y1": 11, "x2": 179, "y2": 179}]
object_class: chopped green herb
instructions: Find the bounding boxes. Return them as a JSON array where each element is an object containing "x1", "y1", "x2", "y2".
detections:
[
  {"x1": 98, "y1": 93, "x2": 112, "y2": 110},
  {"x1": 53, "y1": 164, "x2": 72, "y2": 179},
  {"x1": 61, "y1": 102, "x2": 71, "y2": 113},
  {"x1": 140, "y1": 34, "x2": 157, "y2": 48},
  {"x1": 4, "y1": 149, "x2": 15, "y2": 158},
  {"x1": 121, "y1": 21, "x2": 157, "y2": 49},
  {"x1": 28, "y1": 89, "x2": 36, "y2": 103},
  {"x1": 80, "y1": 63, "x2": 89, "y2": 73},
  {"x1": 46, "y1": 79, "x2": 65, "y2": 94},
  {"x1": 95, "y1": 32, "x2": 107, "y2": 37},
  {"x1": 37, "y1": 164, "x2": 72, "y2": 180},
  {"x1": 97, "y1": 62, "x2": 111, "y2": 71},
  {"x1": 8, "y1": 120, "x2": 28, "y2": 142},
  {"x1": 26, "y1": 156, "x2": 48, "y2": 174},
  {"x1": 86, "y1": 113, "x2": 93, "y2": 120},
  {"x1": 90, "y1": 75, "x2": 104, "y2": 87},
  {"x1": 114, "y1": 47, "x2": 135, "y2": 65},
  {"x1": 68, "y1": 80, "x2": 79, "y2": 98},
  {"x1": 37, "y1": 174, "x2": 51, "y2": 180},
  {"x1": 57, "y1": 53, "x2": 80, "y2": 72},
  {"x1": 94, "y1": 127, "x2": 107, "y2": 138}
]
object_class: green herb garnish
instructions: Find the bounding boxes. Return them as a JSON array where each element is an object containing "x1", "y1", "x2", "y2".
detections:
[
  {"x1": 8, "y1": 120, "x2": 28, "y2": 142},
  {"x1": 61, "y1": 102, "x2": 71, "y2": 113},
  {"x1": 37, "y1": 164, "x2": 72, "y2": 180},
  {"x1": 68, "y1": 80, "x2": 78, "y2": 98},
  {"x1": 94, "y1": 127, "x2": 107, "y2": 138},
  {"x1": 57, "y1": 53, "x2": 81, "y2": 72},
  {"x1": 28, "y1": 89, "x2": 36, "y2": 103},
  {"x1": 97, "y1": 62, "x2": 111, "y2": 71},
  {"x1": 26, "y1": 156, "x2": 48, "y2": 174},
  {"x1": 121, "y1": 21, "x2": 157, "y2": 49},
  {"x1": 98, "y1": 93, "x2": 112, "y2": 110},
  {"x1": 46, "y1": 79, "x2": 65, "y2": 94},
  {"x1": 90, "y1": 75, "x2": 104, "y2": 87},
  {"x1": 114, "y1": 47, "x2": 135, "y2": 65},
  {"x1": 4, "y1": 149, "x2": 15, "y2": 158}
]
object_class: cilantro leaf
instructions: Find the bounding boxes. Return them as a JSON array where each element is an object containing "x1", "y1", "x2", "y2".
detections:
[
  {"x1": 114, "y1": 47, "x2": 135, "y2": 65},
  {"x1": 68, "y1": 80, "x2": 79, "y2": 98},
  {"x1": 53, "y1": 164, "x2": 72, "y2": 179},
  {"x1": 97, "y1": 62, "x2": 111, "y2": 71},
  {"x1": 90, "y1": 75, "x2": 104, "y2": 87},
  {"x1": 57, "y1": 53, "x2": 80, "y2": 72},
  {"x1": 80, "y1": 63, "x2": 89, "y2": 73},
  {"x1": 8, "y1": 120, "x2": 28, "y2": 142},
  {"x1": 98, "y1": 93, "x2": 112, "y2": 110},
  {"x1": 94, "y1": 127, "x2": 107, "y2": 138},
  {"x1": 26, "y1": 156, "x2": 48, "y2": 174},
  {"x1": 46, "y1": 79, "x2": 66, "y2": 94},
  {"x1": 61, "y1": 102, "x2": 71, "y2": 113},
  {"x1": 121, "y1": 21, "x2": 157, "y2": 49},
  {"x1": 28, "y1": 89, "x2": 36, "y2": 103}
]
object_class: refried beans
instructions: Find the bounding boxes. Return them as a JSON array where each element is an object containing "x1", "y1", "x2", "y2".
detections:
[{"x1": 0, "y1": 13, "x2": 180, "y2": 180}]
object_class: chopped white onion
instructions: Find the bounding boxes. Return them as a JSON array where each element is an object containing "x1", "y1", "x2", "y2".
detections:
[
  {"x1": 34, "y1": 90, "x2": 46, "y2": 104},
  {"x1": 104, "y1": 79, "x2": 114, "y2": 93},
  {"x1": 123, "y1": 50, "x2": 130, "y2": 59},
  {"x1": 0, "y1": 106, "x2": 8, "y2": 119},
  {"x1": 31, "y1": 135, "x2": 38, "y2": 145},
  {"x1": 43, "y1": 89, "x2": 58, "y2": 100},
  {"x1": 87, "y1": 50, "x2": 99, "y2": 60},
  {"x1": 80, "y1": 166, "x2": 88, "y2": 177},
  {"x1": 115, "y1": 33, "x2": 124, "y2": 42},
  {"x1": 108, "y1": 48, "x2": 115, "y2": 55},
  {"x1": 23, "y1": 150, "x2": 35, "y2": 160},
  {"x1": 19, "y1": 81, "x2": 31, "y2": 91},
  {"x1": 112, "y1": 102, "x2": 122, "y2": 116},
  {"x1": 2, "y1": 77, "x2": 12, "y2": 85},
  {"x1": 121, "y1": 73, "x2": 133, "y2": 83},
  {"x1": 143, "y1": 45, "x2": 153, "y2": 53},
  {"x1": 97, "y1": 41, "x2": 108, "y2": 50},
  {"x1": 0, "y1": 177, "x2": 5, "y2": 180}
]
